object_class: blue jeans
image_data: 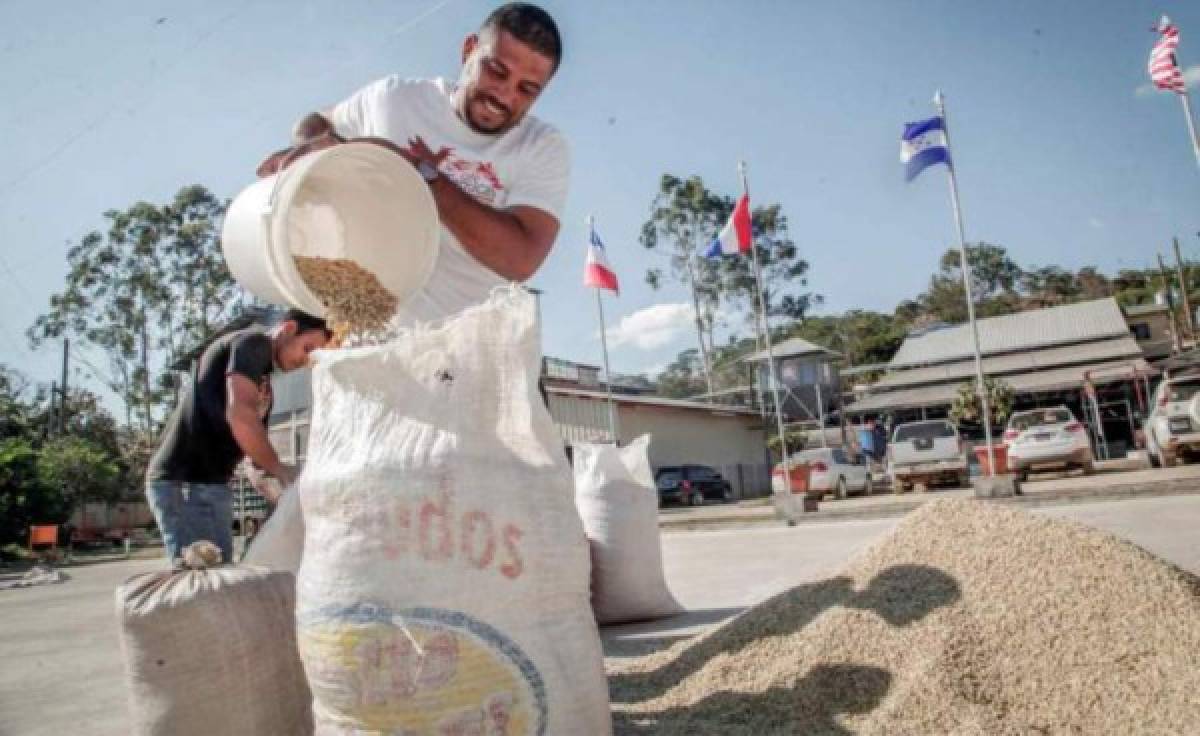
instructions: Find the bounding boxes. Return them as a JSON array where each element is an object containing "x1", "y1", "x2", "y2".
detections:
[{"x1": 146, "y1": 481, "x2": 234, "y2": 565}]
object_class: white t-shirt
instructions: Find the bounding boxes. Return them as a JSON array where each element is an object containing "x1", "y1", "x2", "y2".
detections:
[{"x1": 331, "y1": 76, "x2": 570, "y2": 325}]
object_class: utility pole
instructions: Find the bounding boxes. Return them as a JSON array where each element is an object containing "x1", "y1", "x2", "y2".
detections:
[
  {"x1": 1158, "y1": 253, "x2": 1183, "y2": 353},
  {"x1": 58, "y1": 338, "x2": 69, "y2": 435},
  {"x1": 1173, "y1": 237, "x2": 1194, "y2": 341}
]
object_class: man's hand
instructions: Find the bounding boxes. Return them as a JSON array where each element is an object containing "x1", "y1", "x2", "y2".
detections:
[
  {"x1": 399, "y1": 136, "x2": 452, "y2": 170},
  {"x1": 256, "y1": 133, "x2": 342, "y2": 177},
  {"x1": 272, "y1": 463, "x2": 298, "y2": 488}
]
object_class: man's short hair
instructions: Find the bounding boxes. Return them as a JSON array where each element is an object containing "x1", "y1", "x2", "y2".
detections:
[
  {"x1": 279, "y1": 309, "x2": 332, "y2": 338},
  {"x1": 482, "y1": 3, "x2": 562, "y2": 71}
]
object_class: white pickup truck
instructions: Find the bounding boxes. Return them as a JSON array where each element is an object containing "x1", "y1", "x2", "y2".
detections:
[{"x1": 888, "y1": 419, "x2": 969, "y2": 491}]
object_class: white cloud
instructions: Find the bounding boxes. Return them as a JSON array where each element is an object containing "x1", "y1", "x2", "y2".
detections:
[
  {"x1": 1088, "y1": 217, "x2": 1106, "y2": 230},
  {"x1": 605, "y1": 303, "x2": 695, "y2": 351},
  {"x1": 1136, "y1": 64, "x2": 1200, "y2": 97}
]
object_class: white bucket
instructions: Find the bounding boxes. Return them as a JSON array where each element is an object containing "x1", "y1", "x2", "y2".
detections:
[{"x1": 221, "y1": 143, "x2": 439, "y2": 317}]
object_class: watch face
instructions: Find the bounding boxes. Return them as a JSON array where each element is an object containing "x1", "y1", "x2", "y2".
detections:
[{"x1": 419, "y1": 161, "x2": 438, "y2": 181}]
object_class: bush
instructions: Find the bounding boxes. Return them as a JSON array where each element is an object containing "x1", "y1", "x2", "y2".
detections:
[{"x1": 0, "y1": 438, "x2": 69, "y2": 546}]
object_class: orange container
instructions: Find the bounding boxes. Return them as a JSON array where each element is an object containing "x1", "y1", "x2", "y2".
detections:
[
  {"x1": 973, "y1": 444, "x2": 1009, "y2": 475},
  {"x1": 773, "y1": 462, "x2": 813, "y2": 494}
]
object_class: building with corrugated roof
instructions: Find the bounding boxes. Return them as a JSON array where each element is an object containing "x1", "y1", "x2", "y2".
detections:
[{"x1": 845, "y1": 298, "x2": 1156, "y2": 453}]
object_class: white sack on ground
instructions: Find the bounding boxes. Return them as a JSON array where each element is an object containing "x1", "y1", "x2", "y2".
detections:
[
  {"x1": 244, "y1": 486, "x2": 305, "y2": 574},
  {"x1": 574, "y1": 436, "x2": 683, "y2": 625},
  {"x1": 295, "y1": 287, "x2": 612, "y2": 735},
  {"x1": 116, "y1": 544, "x2": 312, "y2": 736}
]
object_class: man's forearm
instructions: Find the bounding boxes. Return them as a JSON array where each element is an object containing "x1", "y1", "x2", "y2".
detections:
[
  {"x1": 426, "y1": 176, "x2": 545, "y2": 281},
  {"x1": 228, "y1": 409, "x2": 286, "y2": 479},
  {"x1": 349, "y1": 136, "x2": 550, "y2": 282}
]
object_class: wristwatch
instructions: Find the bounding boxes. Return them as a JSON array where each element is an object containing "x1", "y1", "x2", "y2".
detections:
[{"x1": 418, "y1": 160, "x2": 440, "y2": 183}]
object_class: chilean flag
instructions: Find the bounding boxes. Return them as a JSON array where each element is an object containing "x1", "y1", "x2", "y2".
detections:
[
  {"x1": 583, "y1": 228, "x2": 619, "y2": 293},
  {"x1": 705, "y1": 194, "x2": 752, "y2": 258}
]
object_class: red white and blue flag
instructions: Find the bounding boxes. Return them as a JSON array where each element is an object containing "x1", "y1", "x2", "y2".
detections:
[
  {"x1": 705, "y1": 194, "x2": 752, "y2": 257},
  {"x1": 1150, "y1": 17, "x2": 1187, "y2": 94},
  {"x1": 583, "y1": 228, "x2": 619, "y2": 293}
]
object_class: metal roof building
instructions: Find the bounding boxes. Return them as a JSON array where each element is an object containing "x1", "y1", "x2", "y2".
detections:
[{"x1": 846, "y1": 298, "x2": 1154, "y2": 418}]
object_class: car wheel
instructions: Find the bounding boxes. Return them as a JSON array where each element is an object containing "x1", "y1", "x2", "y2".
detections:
[
  {"x1": 863, "y1": 475, "x2": 874, "y2": 496},
  {"x1": 1080, "y1": 461, "x2": 1095, "y2": 476},
  {"x1": 1149, "y1": 449, "x2": 1162, "y2": 468},
  {"x1": 689, "y1": 491, "x2": 705, "y2": 506},
  {"x1": 835, "y1": 477, "x2": 848, "y2": 500}
]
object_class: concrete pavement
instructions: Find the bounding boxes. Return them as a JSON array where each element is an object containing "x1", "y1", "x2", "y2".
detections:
[
  {"x1": 2, "y1": 495, "x2": 1199, "y2": 735},
  {"x1": 658, "y1": 462, "x2": 1200, "y2": 529}
]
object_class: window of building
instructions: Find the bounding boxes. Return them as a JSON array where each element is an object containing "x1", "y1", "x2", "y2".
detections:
[{"x1": 1129, "y1": 322, "x2": 1152, "y2": 340}]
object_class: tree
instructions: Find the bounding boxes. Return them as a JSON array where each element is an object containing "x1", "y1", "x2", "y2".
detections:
[
  {"x1": 0, "y1": 365, "x2": 32, "y2": 441},
  {"x1": 0, "y1": 438, "x2": 67, "y2": 547},
  {"x1": 641, "y1": 175, "x2": 726, "y2": 393},
  {"x1": 1075, "y1": 267, "x2": 1113, "y2": 300},
  {"x1": 37, "y1": 437, "x2": 121, "y2": 516},
  {"x1": 949, "y1": 376, "x2": 1014, "y2": 431},
  {"x1": 1021, "y1": 265, "x2": 1079, "y2": 308},
  {"x1": 28, "y1": 186, "x2": 240, "y2": 433},
  {"x1": 918, "y1": 243, "x2": 1023, "y2": 323},
  {"x1": 655, "y1": 348, "x2": 709, "y2": 399},
  {"x1": 641, "y1": 174, "x2": 819, "y2": 395}
]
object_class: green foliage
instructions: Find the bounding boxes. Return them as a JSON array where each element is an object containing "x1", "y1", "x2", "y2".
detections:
[
  {"x1": 766, "y1": 428, "x2": 809, "y2": 459},
  {"x1": 641, "y1": 174, "x2": 820, "y2": 394},
  {"x1": 37, "y1": 436, "x2": 121, "y2": 509},
  {"x1": 0, "y1": 438, "x2": 68, "y2": 546},
  {"x1": 28, "y1": 186, "x2": 239, "y2": 433},
  {"x1": 949, "y1": 376, "x2": 1015, "y2": 429}
]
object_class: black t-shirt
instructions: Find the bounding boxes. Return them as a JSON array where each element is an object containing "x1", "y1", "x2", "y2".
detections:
[{"x1": 147, "y1": 328, "x2": 275, "y2": 483}]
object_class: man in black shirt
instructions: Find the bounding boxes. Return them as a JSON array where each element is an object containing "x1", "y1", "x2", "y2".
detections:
[{"x1": 146, "y1": 310, "x2": 331, "y2": 563}]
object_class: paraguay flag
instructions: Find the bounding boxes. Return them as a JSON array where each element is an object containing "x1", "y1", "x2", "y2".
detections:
[
  {"x1": 583, "y1": 228, "x2": 619, "y2": 293},
  {"x1": 704, "y1": 194, "x2": 752, "y2": 258},
  {"x1": 901, "y1": 116, "x2": 951, "y2": 181}
]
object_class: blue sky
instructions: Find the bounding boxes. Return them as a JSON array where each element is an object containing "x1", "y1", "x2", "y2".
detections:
[{"x1": 2, "y1": 0, "x2": 1200, "y2": 399}]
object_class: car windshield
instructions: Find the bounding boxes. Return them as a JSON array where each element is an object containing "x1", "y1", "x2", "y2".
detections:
[
  {"x1": 1167, "y1": 381, "x2": 1200, "y2": 402},
  {"x1": 894, "y1": 422, "x2": 955, "y2": 442},
  {"x1": 1009, "y1": 409, "x2": 1072, "y2": 432},
  {"x1": 657, "y1": 469, "x2": 682, "y2": 483}
]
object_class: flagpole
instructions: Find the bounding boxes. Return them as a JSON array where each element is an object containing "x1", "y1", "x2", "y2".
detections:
[
  {"x1": 1180, "y1": 91, "x2": 1200, "y2": 171},
  {"x1": 934, "y1": 91, "x2": 996, "y2": 477},
  {"x1": 588, "y1": 215, "x2": 621, "y2": 444},
  {"x1": 1162, "y1": 15, "x2": 1200, "y2": 171},
  {"x1": 740, "y1": 161, "x2": 796, "y2": 500}
]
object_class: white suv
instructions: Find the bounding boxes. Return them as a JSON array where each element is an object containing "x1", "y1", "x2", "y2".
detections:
[
  {"x1": 1004, "y1": 406, "x2": 1093, "y2": 480},
  {"x1": 1144, "y1": 375, "x2": 1200, "y2": 467}
]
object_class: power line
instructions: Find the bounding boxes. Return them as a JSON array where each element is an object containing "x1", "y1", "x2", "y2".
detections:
[{"x1": 0, "y1": 6, "x2": 248, "y2": 201}]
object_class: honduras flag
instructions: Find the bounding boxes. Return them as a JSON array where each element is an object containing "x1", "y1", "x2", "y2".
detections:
[{"x1": 901, "y1": 116, "x2": 951, "y2": 181}]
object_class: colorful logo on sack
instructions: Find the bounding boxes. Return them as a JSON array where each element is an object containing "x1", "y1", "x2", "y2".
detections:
[
  {"x1": 441, "y1": 152, "x2": 504, "y2": 206},
  {"x1": 298, "y1": 603, "x2": 546, "y2": 735}
]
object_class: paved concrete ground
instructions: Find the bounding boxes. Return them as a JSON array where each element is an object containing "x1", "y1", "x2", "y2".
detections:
[
  {"x1": 607, "y1": 494, "x2": 1200, "y2": 652},
  {"x1": 658, "y1": 461, "x2": 1200, "y2": 528},
  {"x1": 2, "y1": 495, "x2": 1198, "y2": 735}
]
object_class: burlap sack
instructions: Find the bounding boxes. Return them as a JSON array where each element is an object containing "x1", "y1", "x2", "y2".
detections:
[
  {"x1": 296, "y1": 288, "x2": 612, "y2": 735},
  {"x1": 573, "y1": 436, "x2": 683, "y2": 625},
  {"x1": 116, "y1": 545, "x2": 312, "y2": 735}
]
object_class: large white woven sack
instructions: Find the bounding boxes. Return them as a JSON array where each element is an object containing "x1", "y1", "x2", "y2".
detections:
[
  {"x1": 116, "y1": 551, "x2": 313, "y2": 735},
  {"x1": 295, "y1": 288, "x2": 612, "y2": 735},
  {"x1": 573, "y1": 436, "x2": 683, "y2": 625},
  {"x1": 244, "y1": 486, "x2": 305, "y2": 574}
]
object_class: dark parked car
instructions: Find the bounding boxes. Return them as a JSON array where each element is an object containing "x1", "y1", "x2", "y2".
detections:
[{"x1": 656, "y1": 465, "x2": 733, "y2": 506}]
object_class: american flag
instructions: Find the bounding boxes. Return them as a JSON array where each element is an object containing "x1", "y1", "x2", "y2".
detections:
[{"x1": 1149, "y1": 18, "x2": 1187, "y2": 94}]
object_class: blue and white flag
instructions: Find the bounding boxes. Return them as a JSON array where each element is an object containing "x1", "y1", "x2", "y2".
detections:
[{"x1": 901, "y1": 116, "x2": 951, "y2": 181}]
